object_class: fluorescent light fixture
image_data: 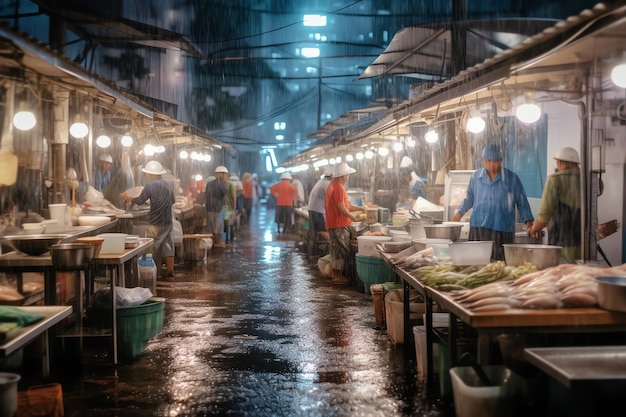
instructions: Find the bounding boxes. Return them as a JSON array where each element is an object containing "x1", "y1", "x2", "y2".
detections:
[
  {"x1": 268, "y1": 148, "x2": 278, "y2": 167},
  {"x1": 303, "y1": 14, "x2": 326, "y2": 27},
  {"x1": 302, "y1": 48, "x2": 320, "y2": 58},
  {"x1": 276, "y1": 135, "x2": 284, "y2": 140},
  {"x1": 265, "y1": 155, "x2": 273, "y2": 172},
  {"x1": 275, "y1": 167, "x2": 286, "y2": 174}
]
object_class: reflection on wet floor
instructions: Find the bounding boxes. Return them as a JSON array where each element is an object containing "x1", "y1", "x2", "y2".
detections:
[{"x1": 19, "y1": 204, "x2": 451, "y2": 417}]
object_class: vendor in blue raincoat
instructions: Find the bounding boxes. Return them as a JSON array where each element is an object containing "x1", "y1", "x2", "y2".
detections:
[{"x1": 452, "y1": 144, "x2": 534, "y2": 261}]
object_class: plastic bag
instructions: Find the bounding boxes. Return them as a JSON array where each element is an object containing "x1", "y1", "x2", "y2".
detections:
[
  {"x1": 84, "y1": 186, "x2": 104, "y2": 205},
  {"x1": 90, "y1": 286, "x2": 153, "y2": 309},
  {"x1": 317, "y1": 254, "x2": 333, "y2": 277}
]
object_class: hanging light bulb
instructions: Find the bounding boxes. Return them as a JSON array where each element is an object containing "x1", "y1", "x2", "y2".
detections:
[
  {"x1": 96, "y1": 131, "x2": 111, "y2": 148},
  {"x1": 345, "y1": 154, "x2": 353, "y2": 162},
  {"x1": 364, "y1": 150, "x2": 374, "y2": 159},
  {"x1": 144, "y1": 144, "x2": 155, "y2": 156},
  {"x1": 424, "y1": 130, "x2": 439, "y2": 144},
  {"x1": 356, "y1": 152, "x2": 364, "y2": 160},
  {"x1": 12, "y1": 101, "x2": 36, "y2": 131},
  {"x1": 378, "y1": 147, "x2": 389, "y2": 157},
  {"x1": 155, "y1": 145, "x2": 166, "y2": 154},
  {"x1": 69, "y1": 115, "x2": 89, "y2": 138},
  {"x1": 515, "y1": 94, "x2": 542, "y2": 124},
  {"x1": 393, "y1": 142, "x2": 404, "y2": 152},
  {"x1": 120, "y1": 134, "x2": 133, "y2": 147},
  {"x1": 611, "y1": 62, "x2": 626, "y2": 88},
  {"x1": 179, "y1": 150, "x2": 189, "y2": 159},
  {"x1": 466, "y1": 114, "x2": 486, "y2": 134}
]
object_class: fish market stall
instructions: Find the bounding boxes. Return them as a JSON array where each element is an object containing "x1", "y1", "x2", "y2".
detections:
[{"x1": 380, "y1": 243, "x2": 626, "y2": 394}]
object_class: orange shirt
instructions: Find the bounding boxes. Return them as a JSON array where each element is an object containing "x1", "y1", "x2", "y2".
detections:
[
  {"x1": 242, "y1": 179, "x2": 254, "y2": 198},
  {"x1": 325, "y1": 179, "x2": 351, "y2": 230},
  {"x1": 269, "y1": 180, "x2": 297, "y2": 206}
]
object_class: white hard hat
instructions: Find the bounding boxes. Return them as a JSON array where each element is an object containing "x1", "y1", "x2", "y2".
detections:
[
  {"x1": 99, "y1": 154, "x2": 113, "y2": 164},
  {"x1": 141, "y1": 160, "x2": 167, "y2": 175},
  {"x1": 554, "y1": 147, "x2": 580, "y2": 164},
  {"x1": 215, "y1": 165, "x2": 229, "y2": 174},
  {"x1": 332, "y1": 162, "x2": 356, "y2": 178},
  {"x1": 399, "y1": 156, "x2": 413, "y2": 168},
  {"x1": 280, "y1": 173, "x2": 292, "y2": 180}
]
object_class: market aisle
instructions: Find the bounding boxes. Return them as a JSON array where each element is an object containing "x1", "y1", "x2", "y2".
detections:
[{"x1": 22, "y1": 204, "x2": 448, "y2": 417}]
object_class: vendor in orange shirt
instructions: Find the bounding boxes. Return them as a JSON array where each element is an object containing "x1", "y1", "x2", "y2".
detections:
[
  {"x1": 269, "y1": 173, "x2": 298, "y2": 234},
  {"x1": 325, "y1": 162, "x2": 362, "y2": 285}
]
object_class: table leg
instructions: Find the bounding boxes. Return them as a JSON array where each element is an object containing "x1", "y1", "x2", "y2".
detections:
[
  {"x1": 476, "y1": 332, "x2": 491, "y2": 365},
  {"x1": 111, "y1": 266, "x2": 118, "y2": 364},
  {"x1": 44, "y1": 270, "x2": 56, "y2": 305},
  {"x1": 403, "y1": 280, "x2": 411, "y2": 352},
  {"x1": 425, "y1": 296, "x2": 434, "y2": 390},
  {"x1": 42, "y1": 330, "x2": 50, "y2": 378},
  {"x1": 449, "y1": 313, "x2": 458, "y2": 367}
]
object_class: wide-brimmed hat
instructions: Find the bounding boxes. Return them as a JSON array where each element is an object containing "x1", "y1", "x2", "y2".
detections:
[
  {"x1": 280, "y1": 173, "x2": 292, "y2": 180},
  {"x1": 333, "y1": 162, "x2": 356, "y2": 178},
  {"x1": 554, "y1": 147, "x2": 580, "y2": 164},
  {"x1": 481, "y1": 144, "x2": 502, "y2": 161},
  {"x1": 141, "y1": 160, "x2": 167, "y2": 175}
]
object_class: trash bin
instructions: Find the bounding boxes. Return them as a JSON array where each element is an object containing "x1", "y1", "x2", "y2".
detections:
[
  {"x1": 449, "y1": 365, "x2": 526, "y2": 417},
  {"x1": 433, "y1": 325, "x2": 476, "y2": 399}
]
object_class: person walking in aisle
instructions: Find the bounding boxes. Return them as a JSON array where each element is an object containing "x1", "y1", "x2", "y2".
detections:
[
  {"x1": 121, "y1": 160, "x2": 175, "y2": 277},
  {"x1": 269, "y1": 173, "x2": 298, "y2": 234},
  {"x1": 205, "y1": 166, "x2": 229, "y2": 248}
]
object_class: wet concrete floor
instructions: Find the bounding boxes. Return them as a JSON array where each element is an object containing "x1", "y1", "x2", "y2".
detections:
[{"x1": 20, "y1": 205, "x2": 452, "y2": 417}]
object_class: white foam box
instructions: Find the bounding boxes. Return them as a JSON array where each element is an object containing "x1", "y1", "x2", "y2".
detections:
[
  {"x1": 97, "y1": 233, "x2": 128, "y2": 254},
  {"x1": 356, "y1": 235, "x2": 391, "y2": 257}
]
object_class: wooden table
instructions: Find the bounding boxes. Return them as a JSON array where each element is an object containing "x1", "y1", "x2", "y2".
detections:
[
  {"x1": 379, "y1": 246, "x2": 626, "y2": 392},
  {"x1": 0, "y1": 305, "x2": 72, "y2": 378}
]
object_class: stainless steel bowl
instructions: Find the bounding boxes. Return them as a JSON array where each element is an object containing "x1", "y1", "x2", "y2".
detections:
[
  {"x1": 422, "y1": 224, "x2": 463, "y2": 241},
  {"x1": 50, "y1": 243, "x2": 94, "y2": 269},
  {"x1": 595, "y1": 276, "x2": 626, "y2": 312},
  {"x1": 2, "y1": 234, "x2": 70, "y2": 256},
  {"x1": 502, "y1": 244, "x2": 562, "y2": 270}
]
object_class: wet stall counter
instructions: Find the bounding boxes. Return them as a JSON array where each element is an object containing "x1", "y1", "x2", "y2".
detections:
[
  {"x1": 0, "y1": 221, "x2": 119, "y2": 305},
  {"x1": 174, "y1": 204, "x2": 205, "y2": 234},
  {"x1": 0, "y1": 305, "x2": 72, "y2": 377},
  {"x1": 115, "y1": 209, "x2": 150, "y2": 235}
]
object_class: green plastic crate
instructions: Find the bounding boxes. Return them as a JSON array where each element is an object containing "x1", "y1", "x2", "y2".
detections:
[{"x1": 355, "y1": 254, "x2": 394, "y2": 295}]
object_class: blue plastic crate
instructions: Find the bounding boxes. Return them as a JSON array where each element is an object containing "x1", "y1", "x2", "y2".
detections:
[{"x1": 355, "y1": 254, "x2": 394, "y2": 295}]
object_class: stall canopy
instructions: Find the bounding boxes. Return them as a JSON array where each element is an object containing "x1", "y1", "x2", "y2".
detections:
[{"x1": 358, "y1": 18, "x2": 558, "y2": 81}]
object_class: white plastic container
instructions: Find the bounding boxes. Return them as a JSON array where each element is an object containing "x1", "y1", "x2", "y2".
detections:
[
  {"x1": 384, "y1": 289, "x2": 425, "y2": 344},
  {"x1": 449, "y1": 241, "x2": 493, "y2": 265},
  {"x1": 449, "y1": 365, "x2": 526, "y2": 417},
  {"x1": 357, "y1": 235, "x2": 392, "y2": 257},
  {"x1": 48, "y1": 203, "x2": 67, "y2": 229},
  {"x1": 97, "y1": 233, "x2": 128, "y2": 254}
]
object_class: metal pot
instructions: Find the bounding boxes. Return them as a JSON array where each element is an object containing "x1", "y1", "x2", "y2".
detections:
[
  {"x1": 409, "y1": 218, "x2": 442, "y2": 239},
  {"x1": 2, "y1": 234, "x2": 69, "y2": 256},
  {"x1": 423, "y1": 224, "x2": 463, "y2": 241},
  {"x1": 595, "y1": 276, "x2": 626, "y2": 312},
  {"x1": 50, "y1": 243, "x2": 94, "y2": 270},
  {"x1": 502, "y1": 244, "x2": 562, "y2": 270}
]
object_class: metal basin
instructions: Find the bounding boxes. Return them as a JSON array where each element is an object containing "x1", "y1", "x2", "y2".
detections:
[
  {"x1": 502, "y1": 244, "x2": 562, "y2": 270},
  {"x1": 50, "y1": 243, "x2": 94, "y2": 270},
  {"x1": 595, "y1": 276, "x2": 626, "y2": 312},
  {"x1": 422, "y1": 224, "x2": 463, "y2": 241},
  {"x1": 2, "y1": 234, "x2": 70, "y2": 256}
]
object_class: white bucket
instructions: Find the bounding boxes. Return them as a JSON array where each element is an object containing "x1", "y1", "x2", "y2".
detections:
[
  {"x1": 48, "y1": 203, "x2": 67, "y2": 229},
  {"x1": 0, "y1": 372, "x2": 20, "y2": 417}
]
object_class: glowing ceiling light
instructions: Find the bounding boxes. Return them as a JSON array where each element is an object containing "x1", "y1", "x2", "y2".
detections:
[
  {"x1": 12, "y1": 110, "x2": 36, "y2": 131},
  {"x1": 364, "y1": 150, "x2": 374, "y2": 159},
  {"x1": 155, "y1": 145, "x2": 166, "y2": 153},
  {"x1": 378, "y1": 147, "x2": 389, "y2": 156},
  {"x1": 194, "y1": 174, "x2": 203, "y2": 181},
  {"x1": 303, "y1": 14, "x2": 327, "y2": 27},
  {"x1": 611, "y1": 63, "x2": 626, "y2": 88},
  {"x1": 144, "y1": 144, "x2": 155, "y2": 156},
  {"x1": 393, "y1": 142, "x2": 404, "y2": 152},
  {"x1": 96, "y1": 132, "x2": 111, "y2": 148},
  {"x1": 120, "y1": 134, "x2": 133, "y2": 147},
  {"x1": 356, "y1": 152, "x2": 364, "y2": 160},
  {"x1": 345, "y1": 154, "x2": 353, "y2": 162},
  {"x1": 407, "y1": 138, "x2": 416, "y2": 147},
  {"x1": 466, "y1": 115, "x2": 486, "y2": 134},
  {"x1": 424, "y1": 130, "x2": 439, "y2": 144},
  {"x1": 69, "y1": 117, "x2": 88, "y2": 138},
  {"x1": 302, "y1": 47, "x2": 320, "y2": 58},
  {"x1": 515, "y1": 103, "x2": 541, "y2": 124},
  {"x1": 179, "y1": 150, "x2": 189, "y2": 159}
]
